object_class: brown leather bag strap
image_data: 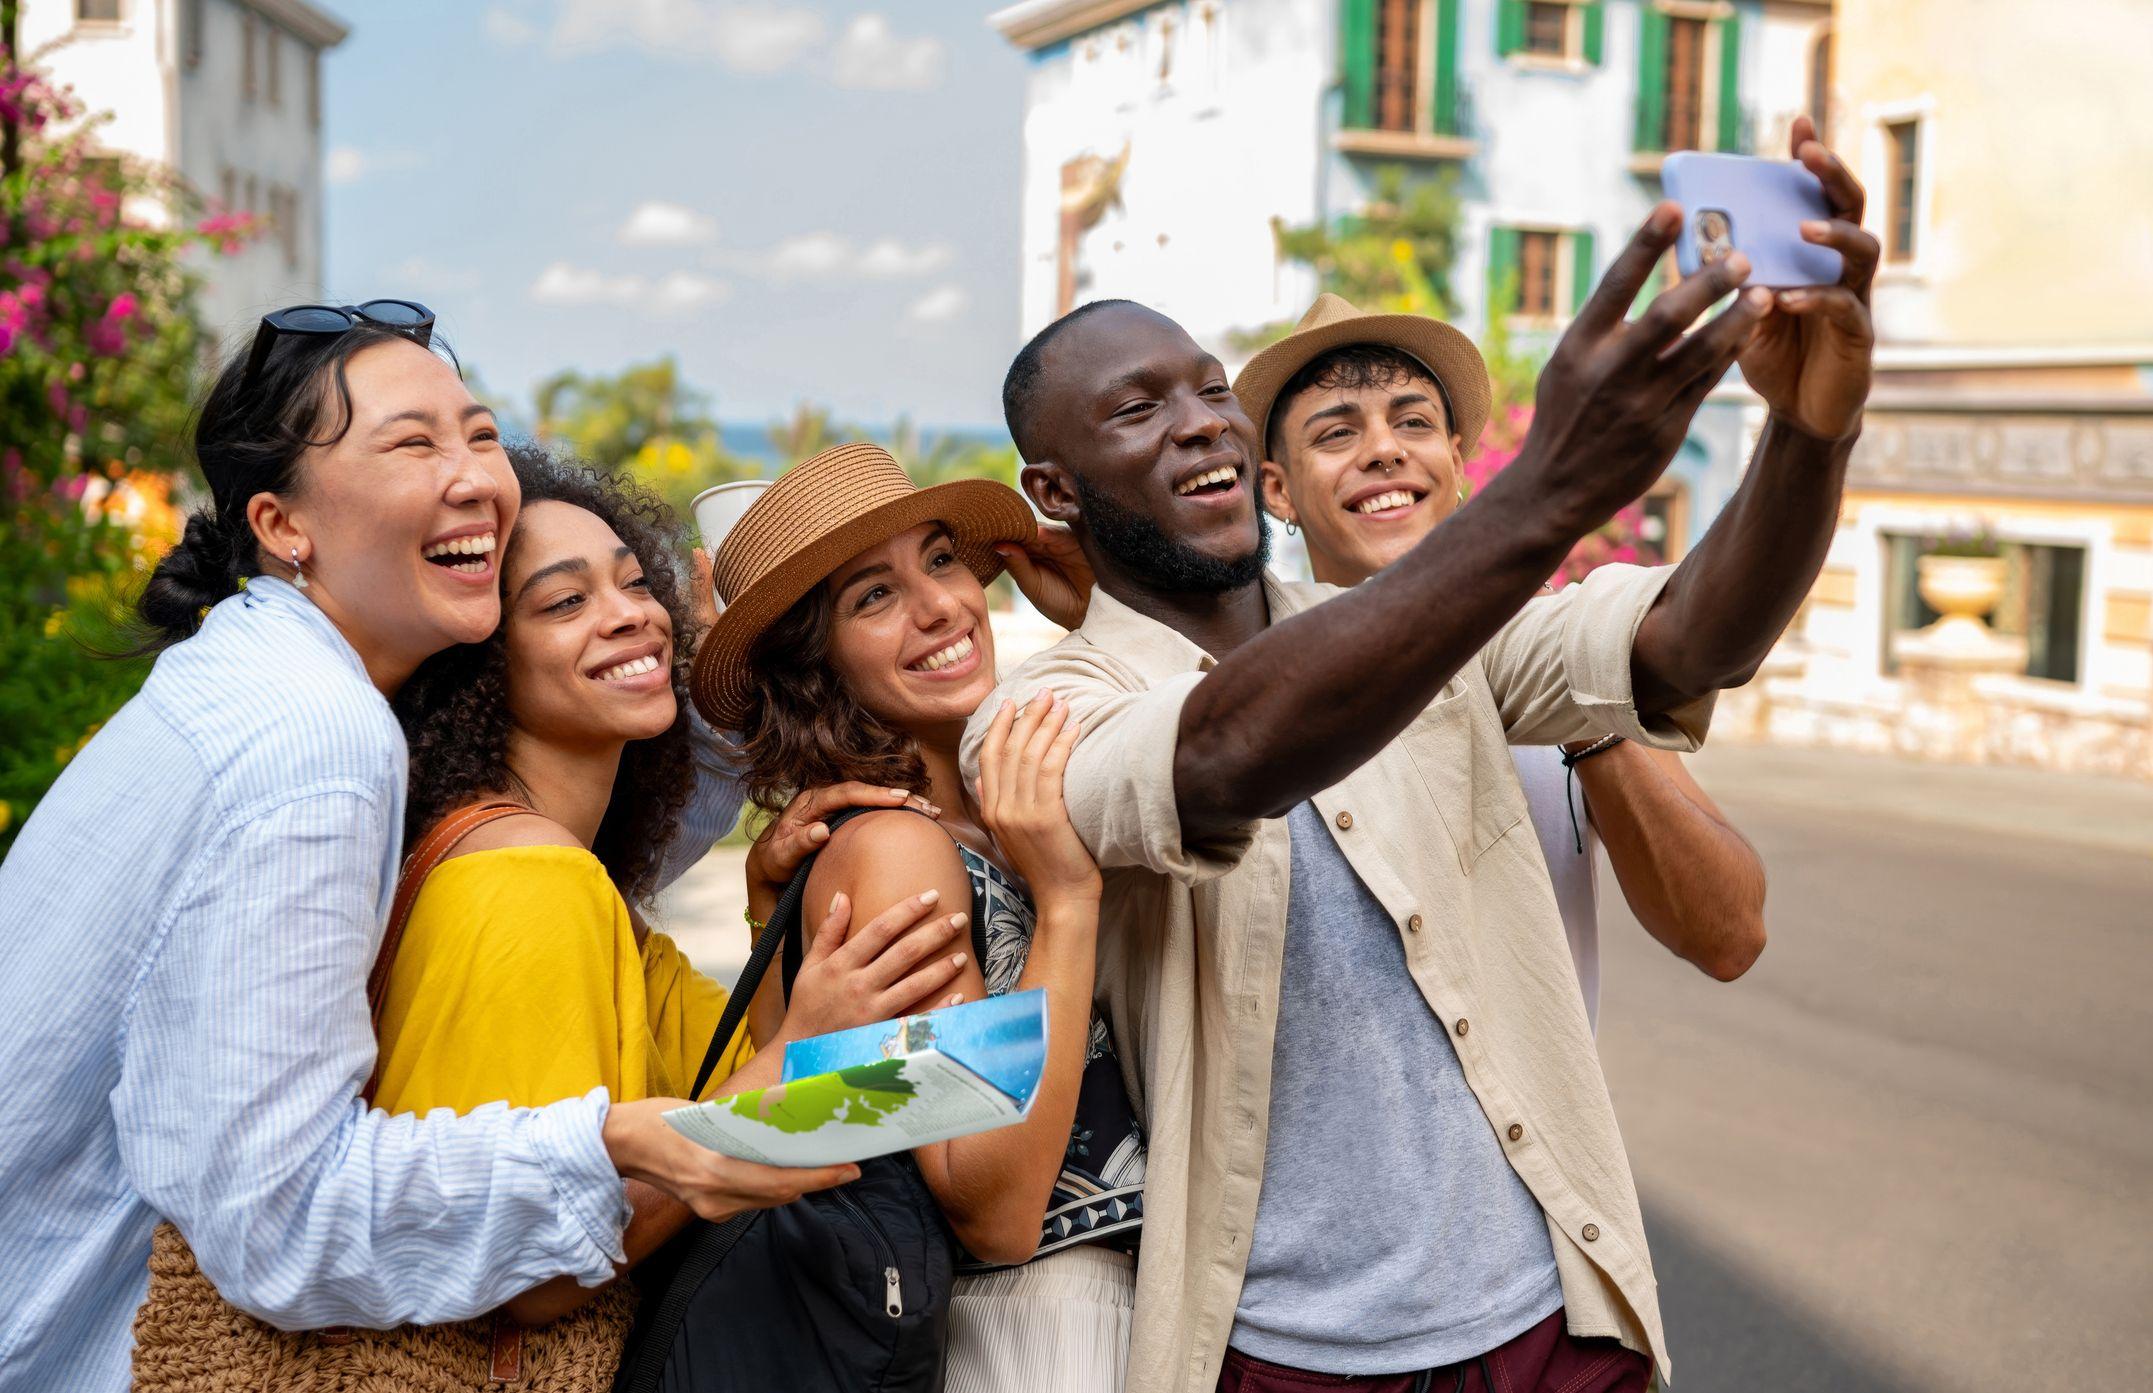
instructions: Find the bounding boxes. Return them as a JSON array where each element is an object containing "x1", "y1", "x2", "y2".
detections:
[{"x1": 366, "y1": 800, "x2": 532, "y2": 1034}]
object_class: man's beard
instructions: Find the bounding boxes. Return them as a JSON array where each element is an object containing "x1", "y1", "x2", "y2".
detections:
[{"x1": 1071, "y1": 469, "x2": 1271, "y2": 594}]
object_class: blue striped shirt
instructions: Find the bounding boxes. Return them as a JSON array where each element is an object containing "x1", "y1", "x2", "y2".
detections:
[{"x1": 0, "y1": 577, "x2": 744, "y2": 1393}]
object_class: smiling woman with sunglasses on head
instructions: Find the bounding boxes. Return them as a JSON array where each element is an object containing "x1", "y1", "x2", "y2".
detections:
[{"x1": 0, "y1": 304, "x2": 878, "y2": 1393}]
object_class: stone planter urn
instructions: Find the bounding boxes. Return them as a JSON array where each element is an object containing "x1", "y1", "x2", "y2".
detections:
[{"x1": 1915, "y1": 553, "x2": 2008, "y2": 651}]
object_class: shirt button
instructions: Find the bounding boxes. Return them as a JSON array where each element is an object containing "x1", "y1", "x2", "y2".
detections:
[
  {"x1": 1406, "y1": 913, "x2": 1423, "y2": 933},
  {"x1": 1454, "y1": 1017, "x2": 1469, "y2": 1037},
  {"x1": 1335, "y1": 810, "x2": 1354, "y2": 830},
  {"x1": 1507, "y1": 1123, "x2": 1525, "y2": 1142},
  {"x1": 1582, "y1": 1223, "x2": 1601, "y2": 1243}
]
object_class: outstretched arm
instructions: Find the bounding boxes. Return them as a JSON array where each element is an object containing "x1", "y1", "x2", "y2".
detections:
[
  {"x1": 1174, "y1": 207, "x2": 1771, "y2": 840},
  {"x1": 1632, "y1": 116, "x2": 1877, "y2": 710},
  {"x1": 1574, "y1": 744, "x2": 1766, "y2": 981}
]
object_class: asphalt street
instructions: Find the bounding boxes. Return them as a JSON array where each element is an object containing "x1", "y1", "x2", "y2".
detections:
[
  {"x1": 1595, "y1": 744, "x2": 2153, "y2": 1392},
  {"x1": 658, "y1": 744, "x2": 2153, "y2": 1392}
]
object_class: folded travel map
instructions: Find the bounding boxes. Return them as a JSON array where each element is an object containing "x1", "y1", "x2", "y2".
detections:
[{"x1": 663, "y1": 989, "x2": 1047, "y2": 1167}]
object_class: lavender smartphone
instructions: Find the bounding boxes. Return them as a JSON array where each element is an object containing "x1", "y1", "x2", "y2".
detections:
[{"x1": 1662, "y1": 152, "x2": 1842, "y2": 288}]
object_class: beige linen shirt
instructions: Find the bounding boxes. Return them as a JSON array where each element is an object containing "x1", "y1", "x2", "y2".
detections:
[{"x1": 961, "y1": 563, "x2": 1714, "y2": 1391}]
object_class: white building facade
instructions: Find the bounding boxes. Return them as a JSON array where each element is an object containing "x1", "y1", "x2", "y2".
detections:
[
  {"x1": 992, "y1": 0, "x2": 1829, "y2": 556},
  {"x1": 19, "y1": 0, "x2": 348, "y2": 350}
]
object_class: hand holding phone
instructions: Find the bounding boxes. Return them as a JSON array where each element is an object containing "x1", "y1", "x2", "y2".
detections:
[{"x1": 1663, "y1": 152, "x2": 1843, "y2": 288}]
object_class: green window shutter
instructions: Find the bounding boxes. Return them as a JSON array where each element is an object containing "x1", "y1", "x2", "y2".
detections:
[
  {"x1": 1433, "y1": 0, "x2": 1462, "y2": 135},
  {"x1": 1488, "y1": 225, "x2": 1520, "y2": 320},
  {"x1": 1342, "y1": 0, "x2": 1376, "y2": 130},
  {"x1": 1570, "y1": 228, "x2": 1597, "y2": 314},
  {"x1": 1582, "y1": 1, "x2": 1605, "y2": 66},
  {"x1": 1496, "y1": 0, "x2": 1526, "y2": 57},
  {"x1": 1635, "y1": 6, "x2": 1669, "y2": 151},
  {"x1": 1715, "y1": 11, "x2": 1743, "y2": 151}
]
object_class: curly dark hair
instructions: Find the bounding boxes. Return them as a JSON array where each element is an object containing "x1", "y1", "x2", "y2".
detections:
[
  {"x1": 1263, "y1": 343, "x2": 1453, "y2": 464},
  {"x1": 395, "y1": 443, "x2": 697, "y2": 905},
  {"x1": 736, "y1": 585, "x2": 929, "y2": 817}
]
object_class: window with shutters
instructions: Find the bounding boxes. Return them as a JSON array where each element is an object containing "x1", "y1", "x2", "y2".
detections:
[
  {"x1": 1498, "y1": 1, "x2": 1602, "y2": 69},
  {"x1": 1633, "y1": 4, "x2": 1742, "y2": 158},
  {"x1": 1662, "y1": 16, "x2": 1706, "y2": 150},
  {"x1": 1524, "y1": 3, "x2": 1568, "y2": 55},
  {"x1": 308, "y1": 49, "x2": 323, "y2": 128},
  {"x1": 1339, "y1": 0, "x2": 1470, "y2": 153},
  {"x1": 242, "y1": 12, "x2": 258, "y2": 102},
  {"x1": 1488, "y1": 224, "x2": 1597, "y2": 327},
  {"x1": 1374, "y1": 0, "x2": 1419, "y2": 133},
  {"x1": 1517, "y1": 230, "x2": 1558, "y2": 317},
  {"x1": 183, "y1": 0, "x2": 204, "y2": 68},
  {"x1": 266, "y1": 24, "x2": 283, "y2": 108},
  {"x1": 75, "y1": 0, "x2": 122, "y2": 24},
  {"x1": 1886, "y1": 118, "x2": 1920, "y2": 262}
]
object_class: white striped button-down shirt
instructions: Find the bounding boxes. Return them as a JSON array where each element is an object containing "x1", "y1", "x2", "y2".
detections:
[{"x1": 0, "y1": 577, "x2": 744, "y2": 1393}]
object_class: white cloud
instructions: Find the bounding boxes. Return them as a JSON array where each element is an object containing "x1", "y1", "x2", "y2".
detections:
[
  {"x1": 528, "y1": 262, "x2": 730, "y2": 315},
  {"x1": 618, "y1": 200, "x2": 717, "y2": 246},
  {"x1": 651, "y1": 271, "x2": 731, "y2": 313},
  {"x1": 530, "y1": 262, "x2": 647, "y2": 306},
  {"x1": 764, "y1": 231, "x2": 852, "y2": 279},
  {"x1": 482, "y1": 5, "x2": 539, "y2": 44},
  {"x1": 906, "y1": 285, "x2": 968, "y2": 323},
  {"x1": 326, "y1": 147, "x2": 422, "y2": 186},
  {"x1": 857, "y1": 238, "x2": 953, "y2": 277},
  {"x1": 831, "y1": 14, "x2": 945, "y2": 91},
  {"x1": 550, "y1": 0, "x2": 825, "y2": 74},
  {"x1": 756, "y1": 232, "x2": 952, "y2": 281}
]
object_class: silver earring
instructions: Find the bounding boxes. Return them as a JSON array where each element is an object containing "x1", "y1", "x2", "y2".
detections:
[
  {"x1": 1284, "y1": 519, "x2": 1299, "y2": 537},
  {"x1": 1456, "y1": 485, "x2": 1467, "y2": 506},
  {"x1": 291, "y1": 545, "x2": 308, "y2": 590}
]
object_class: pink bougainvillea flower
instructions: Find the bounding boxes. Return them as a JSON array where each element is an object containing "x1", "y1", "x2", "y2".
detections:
[{"x1": 105, "y1": 292, "x2": 139, "y2": 322}]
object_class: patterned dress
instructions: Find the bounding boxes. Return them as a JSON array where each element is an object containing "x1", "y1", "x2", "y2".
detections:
[{"x1": 956, "y1": 846, "x2": 1146, "y2": 1269}]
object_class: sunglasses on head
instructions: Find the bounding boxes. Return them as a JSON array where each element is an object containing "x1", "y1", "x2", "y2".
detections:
[{"x1": 239, "y1": 298, "x2": 435, "y2": 392}]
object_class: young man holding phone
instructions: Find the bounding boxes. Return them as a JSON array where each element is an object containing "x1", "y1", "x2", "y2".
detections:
[
  {"x1": 965, "y1": 119, "x2": 1874, "y2": 1392},
  {"x1": 1242, "y1": 303, "x2": 1770, "y2": 1023}
]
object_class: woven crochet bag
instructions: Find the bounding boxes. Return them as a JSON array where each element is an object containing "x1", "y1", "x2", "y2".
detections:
[{"x1": 131, "y1": 802, "x2": 636, "y2": 1391}]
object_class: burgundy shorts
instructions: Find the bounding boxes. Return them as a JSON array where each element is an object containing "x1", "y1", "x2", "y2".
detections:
[{"x1": 1217, "y1": 1309, "x2": 1651, "y2": 1393}]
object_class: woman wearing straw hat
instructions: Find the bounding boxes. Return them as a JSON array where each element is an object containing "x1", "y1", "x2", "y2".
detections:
[{"x1": 694, "y1": 442, "x2": 1144, "y2": 1393}]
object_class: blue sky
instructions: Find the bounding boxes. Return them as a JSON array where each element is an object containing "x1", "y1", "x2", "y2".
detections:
[{"x1": 322, "y1": 2, "x2": 1028, "y2": 431}]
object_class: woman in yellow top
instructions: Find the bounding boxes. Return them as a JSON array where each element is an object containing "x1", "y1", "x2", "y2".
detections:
[{"x1": 384, "y1": 446, "x2": 979, "y2": 1328}]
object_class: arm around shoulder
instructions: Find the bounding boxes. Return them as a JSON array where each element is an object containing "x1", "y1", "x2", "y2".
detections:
[{"x1": 114, "y1": 791, "x2": 629, "y2": 1329}]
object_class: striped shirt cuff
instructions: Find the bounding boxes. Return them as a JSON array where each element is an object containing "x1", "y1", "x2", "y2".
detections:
[{"x1": 531, "y1": 1088, "x2": 634, "y2": 1275}]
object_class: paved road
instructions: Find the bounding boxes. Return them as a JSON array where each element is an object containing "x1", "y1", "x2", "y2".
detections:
[
  {"x1": 658, "y1": 745, "x2": 2153, "y2": 1391},
  {"x1": 1596, "y1": 744, "x2": 2153, "y2": 1391}
]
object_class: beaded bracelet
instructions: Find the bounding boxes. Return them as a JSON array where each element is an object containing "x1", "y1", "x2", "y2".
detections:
[{"x1": 1556, "y1": 734, "x2": 1625, "y2": 854}]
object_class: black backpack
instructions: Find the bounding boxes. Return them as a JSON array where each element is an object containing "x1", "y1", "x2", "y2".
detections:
[{"x1": 614, "y1": 809, "x2": 984, "y2": 1393}]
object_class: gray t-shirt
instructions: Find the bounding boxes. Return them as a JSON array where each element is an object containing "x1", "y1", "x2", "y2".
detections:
[{"x1": 1230, "y1": 803, "x2": 1564, "y2": 1374}]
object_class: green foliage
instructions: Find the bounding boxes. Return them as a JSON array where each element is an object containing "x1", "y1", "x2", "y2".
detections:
[
  {"x1": 1232, "y1": 165, "x2": 1464, "y2": 354},
  {"x1": 532, "y1": 355, "x2": 759, "y2": 519},
  {"x1": 2, "y1": 28, "x2": 239, "y2": 850}
]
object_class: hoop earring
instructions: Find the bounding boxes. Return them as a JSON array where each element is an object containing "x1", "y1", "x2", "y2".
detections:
[
  {"x1": 291, "y1": 544, "x2": 309, "y2": 591},
  {"x1": 1284, "y1": 518, "x2": 1299, "y2": 537},
  {"x1": 1456, "y1": 485, "x2": 1467, "y2": 506}
]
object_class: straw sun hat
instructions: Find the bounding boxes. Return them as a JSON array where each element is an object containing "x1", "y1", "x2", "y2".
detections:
[
  {"x1": 689, "y1": 441, "x2": 1037, "y2": 729},
  {"x1": 1232, "y1": 293, "x2": 1494, "y2": 459}
]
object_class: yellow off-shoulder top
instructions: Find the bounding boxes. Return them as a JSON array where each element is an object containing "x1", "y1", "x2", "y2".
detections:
[{"x1": 371, "y1": 845, "x2": 752, "y2": 1115}]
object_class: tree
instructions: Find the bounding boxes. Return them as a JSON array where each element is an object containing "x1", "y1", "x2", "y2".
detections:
[
  {"x1": 532, "y1": 355, "x2": 756, "y2": 518},
  {"x1": 1258, "y1": 162, "x2": 1650, "y2": 583},
  {"x1": 1, "y1": 14, "x2": 252, "y2": 849}
]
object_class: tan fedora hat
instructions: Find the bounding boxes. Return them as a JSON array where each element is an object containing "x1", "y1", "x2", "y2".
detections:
[
  {"x1": 1233, "y1": 293, "x2": 1494, "y2": 459},
  {"x1": 690, "y1": 441, "x2": 1037, "y2": 729}
]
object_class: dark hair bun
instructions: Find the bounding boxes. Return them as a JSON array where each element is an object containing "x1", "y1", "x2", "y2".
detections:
[{"x1": 137, "y1": 508, "x2": 241, "y2": 643}]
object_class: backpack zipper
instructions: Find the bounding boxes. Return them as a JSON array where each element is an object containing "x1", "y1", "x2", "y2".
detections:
[{"x1": 830, "y1": 1188, "x2": 904, "y2": 1318}]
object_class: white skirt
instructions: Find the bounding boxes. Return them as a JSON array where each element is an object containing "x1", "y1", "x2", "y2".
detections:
[{"x1": 940, "y1": 1245, "x2": 1135, "y2": 1393}]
